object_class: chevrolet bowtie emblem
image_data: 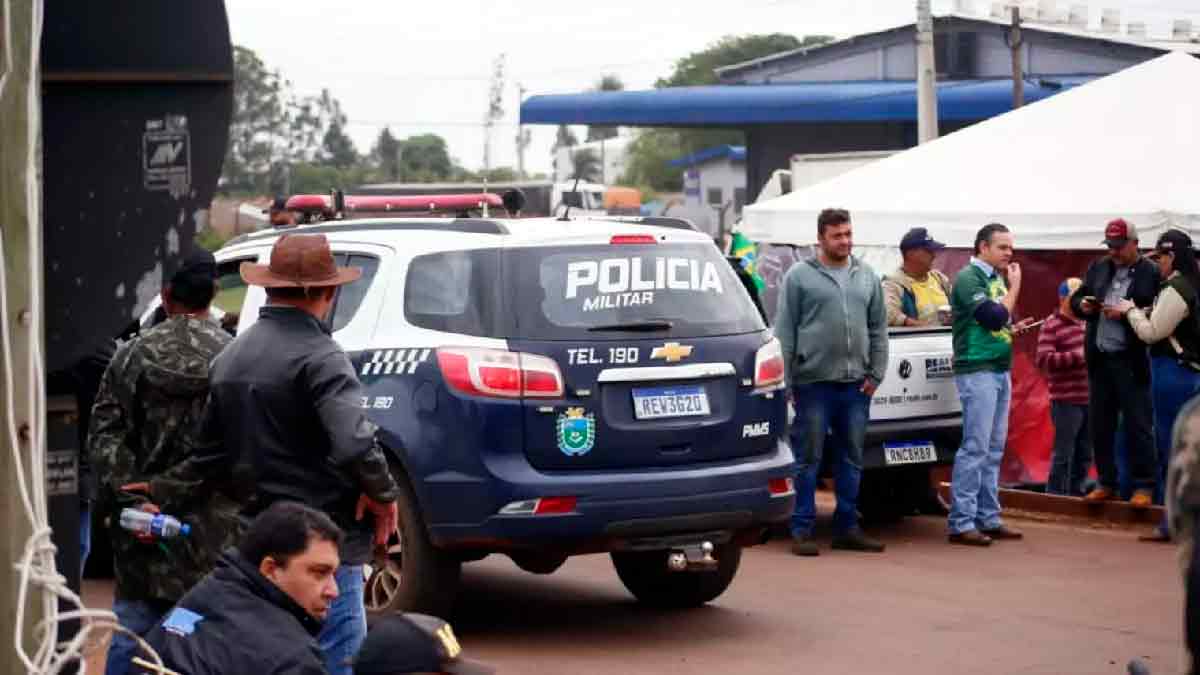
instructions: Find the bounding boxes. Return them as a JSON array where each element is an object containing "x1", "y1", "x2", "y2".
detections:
[{"x1": 651, "y1": 342, "x2": 693, "y2": 363}]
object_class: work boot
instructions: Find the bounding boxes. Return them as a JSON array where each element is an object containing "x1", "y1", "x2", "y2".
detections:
[
  {"x1": 948, "y1": 530, "x2": 993, "y2": 547},
  {"x1": 1129, "y1": 490, "x2": 1153, "y2": 508},
  {"x1": 790, "y1": 534, "x2": 820, "y2": 557},
  {"x1": 980, "y1": 524, "x2": 1024, "y2": 540},
  {"x1": 1082, "y1": 486, "x2": 1118, "y2": 502},
  {"x1": 831, "y1": 530, "x2": 885, "y2": 553}
]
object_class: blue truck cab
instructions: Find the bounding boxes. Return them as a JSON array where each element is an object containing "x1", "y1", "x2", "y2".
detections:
[{"x1": 202, "y1": 213, "x2": 796, "y2": 615}]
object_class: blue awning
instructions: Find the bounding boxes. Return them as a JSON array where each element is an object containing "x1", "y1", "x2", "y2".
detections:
[
  {"x1": 520, "y1": 77, "x2": 1093, "y2": 127},
  {"x1": 668, "y1": 145, "x2": 746, "y2": 167}
]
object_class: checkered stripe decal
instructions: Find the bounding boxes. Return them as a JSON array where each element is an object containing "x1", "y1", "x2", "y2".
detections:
[{"x1": 360, "y1": 348, "x2": 433, "y2": 376}]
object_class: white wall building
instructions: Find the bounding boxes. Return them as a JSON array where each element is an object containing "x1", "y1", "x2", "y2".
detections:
[{"x1": 662, "y1": 145, "x2": 747, "y2": 238}]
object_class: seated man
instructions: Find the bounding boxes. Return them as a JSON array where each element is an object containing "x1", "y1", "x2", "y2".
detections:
[
  {"x1": 353, "y1": 614, "x2": 493, "y2": 675},
  {"x1": 141, "y1": 502, "x2": 341, "y2": 675},
  {"x1": 882, "y1": 227, "x2": 953, "y2": 327}
]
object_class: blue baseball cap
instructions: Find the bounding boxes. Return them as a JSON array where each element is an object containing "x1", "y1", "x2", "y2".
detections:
[{"x1": 899, "y1": 227, "x2": 945, "y2": 252}]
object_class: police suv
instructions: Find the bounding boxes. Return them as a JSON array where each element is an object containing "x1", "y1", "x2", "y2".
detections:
[{"x1": 200, "y1": 194, "x2": 795, "y2": 617}]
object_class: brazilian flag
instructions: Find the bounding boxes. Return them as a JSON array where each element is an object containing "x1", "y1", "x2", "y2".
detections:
[{"x1": 730, "y1": 231, "x2": 765, "y2": 293}]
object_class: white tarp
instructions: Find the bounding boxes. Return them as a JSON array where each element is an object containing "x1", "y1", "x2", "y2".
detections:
[{"x1": 742, "y1": 52, "x2": 1200, "y2": 251}]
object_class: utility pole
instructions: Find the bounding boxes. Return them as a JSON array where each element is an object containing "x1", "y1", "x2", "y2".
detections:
[
  {"x1": 915, "y1": 0, "x2": 940, "y2": 143},
  {"x1": 483, "y1": 54, "x2": 506, "y2": 177},
  {"x1": 515, "y1": 83, "x2": 529, "y2": 180},
  {"x1": 1, "y1": 0, "x2": 46, "y2": 670},
  {"x1": 1009, "y1": 5, "x2": 1025, "y2": 108}
]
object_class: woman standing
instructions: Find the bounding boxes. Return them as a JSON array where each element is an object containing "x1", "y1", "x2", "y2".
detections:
[{"x1": 1118, "y1": 229, "x2": 1200, "y2": 542}]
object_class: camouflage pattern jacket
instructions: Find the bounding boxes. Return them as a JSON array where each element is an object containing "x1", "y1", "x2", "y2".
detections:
[{"x1": 88, "y1": 315, "x2": 238, "y2": 605}]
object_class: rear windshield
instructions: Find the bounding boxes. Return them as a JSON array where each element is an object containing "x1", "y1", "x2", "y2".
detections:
[{"x1": 404, "y1": 243, "x2": 764, "y2": 340}]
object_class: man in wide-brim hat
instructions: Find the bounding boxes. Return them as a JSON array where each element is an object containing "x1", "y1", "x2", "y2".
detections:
[{"x1": 167, "y1": 233, "x2": 401, "y2": 675}]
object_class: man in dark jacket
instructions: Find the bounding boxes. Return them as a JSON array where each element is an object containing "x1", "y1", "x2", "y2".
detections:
[
  {"x1": 158, "y1": 233, "x2": 400, "y2": 675},
  {"x1": 89, "y1": 250, "x2": 239, "y2": 675},
  {"x1": 142, "y1": 501, "x2": 342, "y2": 675},
  {"x1": 1071, "y1": 218, "x2": 1161, "y2": 506}
]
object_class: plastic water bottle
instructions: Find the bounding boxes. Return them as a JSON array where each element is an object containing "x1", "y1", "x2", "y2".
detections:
[{"x1": 119, "y1": 508, "x2": 191, "y2": 539}]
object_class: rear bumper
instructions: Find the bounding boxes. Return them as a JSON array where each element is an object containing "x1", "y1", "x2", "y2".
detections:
[
  {"x1": 423, "y1": 438, "x2": 796, "y2": 553},
  {"x1": 861, "y1": 414, "x2": 962, "y2": 471}
]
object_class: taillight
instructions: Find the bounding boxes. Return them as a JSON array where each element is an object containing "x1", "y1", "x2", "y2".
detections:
[
  {"x1": 610, "y1": 234, "x2": 657, "y2": 245},
  {"x1": 436, "y1": 347, "x2": 564, "y2": 398},
  {"x1": 768, "y1": 477, "x2": 795, "y2": 497},
  {"x1": 754, "y1": 338, "x2": 786, "y2": 390},
  {"x1": 498, "y1": 496, "x2": 578, "y2": 516}
]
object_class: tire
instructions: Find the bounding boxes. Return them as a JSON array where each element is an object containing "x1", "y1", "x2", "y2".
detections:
[
  {"x1": 857, "y1": 466, "x2": 934, "y2": 524},
  {"x1": 364, "y1": 474, "x2": 461, "y2": 620},
  {"x1": 611, "y1": 543, "x2": 742, "y2": 608}
]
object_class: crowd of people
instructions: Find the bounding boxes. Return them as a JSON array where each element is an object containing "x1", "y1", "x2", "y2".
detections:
[
  {"x1": 85, "y1": 201, "x2": 492, "y2": 675},
  {"x1": 774, "y1": 210, "x2": 1195, "y2": 552},
  {"x1": 772, "y1": 209, "x2": 1200, "y2": 670},
  {"x1": 80, "y1": 196, "x2": 1198, "y2": 673}
]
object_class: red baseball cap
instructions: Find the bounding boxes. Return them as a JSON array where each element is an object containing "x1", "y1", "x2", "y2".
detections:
[{"x1": 1102, "y1": 218, "x2": 1138, "y2": 247}]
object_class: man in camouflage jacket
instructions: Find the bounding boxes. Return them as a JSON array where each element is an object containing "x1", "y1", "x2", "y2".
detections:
[
  {"x1": 1167, "y1": 394, "x2": 1200, "y2": 674},
  {"x1": 88, "y1": 250, "x2": 238, "y2": 675}
]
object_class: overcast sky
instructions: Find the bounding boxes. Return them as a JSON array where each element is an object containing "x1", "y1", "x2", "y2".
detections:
[{"x1": 226, "y1": 0, "x2": 1200, "y2": 176}]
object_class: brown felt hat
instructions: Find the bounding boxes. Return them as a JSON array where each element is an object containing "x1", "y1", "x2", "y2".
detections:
[{"x1": 240, "y1": 233, "x2": 361, "y2": 288}]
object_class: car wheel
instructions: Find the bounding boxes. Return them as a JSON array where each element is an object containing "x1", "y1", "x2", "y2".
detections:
[
  {"x1": 610, "y1": 543, "x2": 742, "y2": 608},
  {"x1": 858, "y1": 467, "x2": 935, "y2": 524},
  {"x1": 364, "y1": 476, "x2": 460, "y2": 620}
]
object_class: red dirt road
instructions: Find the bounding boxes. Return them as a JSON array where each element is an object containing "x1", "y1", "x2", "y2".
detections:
[{"x1": 84, "y1": 514, "x2": 1182, "y2": 675}]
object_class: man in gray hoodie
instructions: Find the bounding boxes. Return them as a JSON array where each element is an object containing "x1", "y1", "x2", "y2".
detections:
[{"x1": 774, "y1": 208, "x2": 889, "y2": 556}]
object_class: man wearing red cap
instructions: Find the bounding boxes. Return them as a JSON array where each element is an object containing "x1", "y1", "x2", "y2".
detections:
[
  {"x1": 160, "y1": 233, "x2": 400, "y2": 675},
  {"x1": 1071, "y1": 219, "x2": 1162, "y2": 507}
]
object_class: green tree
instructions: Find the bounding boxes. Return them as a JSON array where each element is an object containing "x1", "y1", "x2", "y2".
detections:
[
  {"x1": 220, "y1": 47, "x2": 360, "y2": 194},
  {"x1": 398, "y1": 133, "x2": 454, "y2": 181},
  {"x1": 570, "y1": 148, "x2": 602, "y2": 182},
  {"x1": 655, "y1": 33, "x2": 831, "y2": 87},
  {"x1": 370, "y1": 127, "x2": 402, "y2": 181},
  {"x1": 223, "y1": 46, "x2": 287, "y2": 194},
  {"x1": 586, "y1": 74, "x2": 623, "y2": 142}
]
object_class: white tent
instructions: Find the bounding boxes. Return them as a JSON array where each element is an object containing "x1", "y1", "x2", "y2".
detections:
[{"x1": 742, "y1": 52, "x2": 1200, "y2": 251}]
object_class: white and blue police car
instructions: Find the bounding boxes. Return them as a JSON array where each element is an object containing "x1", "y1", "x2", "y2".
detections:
[{"x1": 191, "y1": 192, "x2": 796, "y2": 616}]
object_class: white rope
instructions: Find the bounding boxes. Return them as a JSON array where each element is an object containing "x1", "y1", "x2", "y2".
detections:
[{"x1": 0, "y1": 0, "x2": 169, "y2": 672}]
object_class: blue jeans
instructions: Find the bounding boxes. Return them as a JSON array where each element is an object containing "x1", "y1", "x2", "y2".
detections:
[
  {"x1": 789, "y1": 381, "x2": 870, "y2": 537},
  {"x1": 318, "y1": 564, "x2": 367, "y2": 675},
  {"x1": 105, "y1": 599, "x2": 165, "y2": 675},
  {"x1": 949, "y1": 371, "x2": 1011, "y2": 535},
  {"x1": 1153, "y1": 357, "x2": 1200, "y2": 503},
  {"x1": 80, "y1": 501, "x2": 92, "y2": 574},
  {"x1": 1047, "y1": 402, "x2": 1091, "y2": 496}
]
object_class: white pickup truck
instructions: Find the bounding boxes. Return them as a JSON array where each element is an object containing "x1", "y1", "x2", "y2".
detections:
[{"x1": 859, "y1": 326, "x2": 960, "y2": 520}]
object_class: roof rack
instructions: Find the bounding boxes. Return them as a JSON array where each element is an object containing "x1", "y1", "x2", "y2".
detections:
[
  {"x1": 224, "y1": 218, "x2": 509, "y2": 247},
  {"x1": 589, "y1": 215, "x2": 698, "y2": 231}
]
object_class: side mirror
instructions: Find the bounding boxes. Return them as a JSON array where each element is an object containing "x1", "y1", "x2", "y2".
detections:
[{"x1": 501, "y1": 189, "x2": 527, "y2": 215}]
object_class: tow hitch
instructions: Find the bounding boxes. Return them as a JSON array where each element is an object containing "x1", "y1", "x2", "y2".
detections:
[{"x1": 667, "y1": 541, "x2": 717, "y2": 572}]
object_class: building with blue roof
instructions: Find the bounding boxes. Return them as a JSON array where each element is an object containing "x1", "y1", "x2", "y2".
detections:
[{"x1": 520, "y1": 10, "x2": 1196, "y2": 200}]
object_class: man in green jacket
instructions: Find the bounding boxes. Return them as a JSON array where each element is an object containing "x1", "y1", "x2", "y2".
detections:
[
  {"x1": 947, "y1": 223, "x2": 1032, "y2": 546},
  {"x1": 774, "y1": 208, "x2": 888, "y2": 556}
]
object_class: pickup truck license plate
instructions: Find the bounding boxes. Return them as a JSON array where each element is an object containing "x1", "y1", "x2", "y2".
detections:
[
  {"x1": 632, "y1": 386, "x2": 710, "y2": 420},
  {"x1": 883, "y1": 441, "x2": 937, "y2": 466}
]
